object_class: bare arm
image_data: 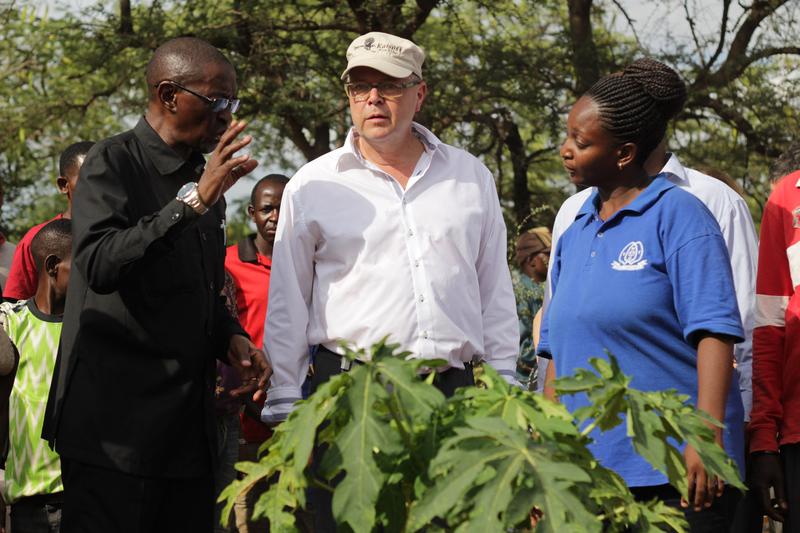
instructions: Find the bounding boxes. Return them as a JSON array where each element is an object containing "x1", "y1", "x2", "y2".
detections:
[{"x1": 683, "y1": 333, "x2": 734, "y2": 511}]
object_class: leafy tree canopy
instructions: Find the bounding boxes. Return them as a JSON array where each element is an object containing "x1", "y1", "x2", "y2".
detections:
[{"x1": 2, "y1": 0, "x2": 798, "y2": 240}]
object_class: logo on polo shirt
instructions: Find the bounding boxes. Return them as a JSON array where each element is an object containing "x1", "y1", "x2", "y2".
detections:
[
  {"x1": 611, "y1": 241, "x2": 648, "y2": 271},
  {"x1": 793, "y1": 206, "x2": 800, "y2": 228}
]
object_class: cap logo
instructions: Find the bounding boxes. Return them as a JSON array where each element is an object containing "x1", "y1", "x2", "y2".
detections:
[{"x1": 353, "y1": 41, "x2": 403, "y2": 56}]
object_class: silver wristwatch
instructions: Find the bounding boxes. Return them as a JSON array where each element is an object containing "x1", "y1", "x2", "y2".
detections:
[{"x1": 176, "y1": 182, "x2": 209, "y2": 215}]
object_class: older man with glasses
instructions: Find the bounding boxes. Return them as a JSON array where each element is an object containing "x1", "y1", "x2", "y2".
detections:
[
  {"x1": 261, "y1": 31, "x2": 519, "y2": 530},
  {"x1": 43, "y1": 36, "x2": 271, "y2": 533}
]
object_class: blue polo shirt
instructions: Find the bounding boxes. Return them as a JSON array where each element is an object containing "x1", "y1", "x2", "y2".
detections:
[{"x1": 539, "y1": 176, "x2": 745, "y2": 487}]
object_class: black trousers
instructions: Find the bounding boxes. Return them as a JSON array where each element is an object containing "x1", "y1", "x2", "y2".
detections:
[
  {"x1": 309, "y1": 346, "x2": 475, "y2": 532},
  {"x1": 630, "y1": 484, "x2": 742, "y2": 532},
  {"x1": 60, "y1": 458, "x2": 214, "y2": 533},
  {"x1": 781, "y1": 442, "x2": 800, "y2": 533},
  {"x1": 10, "y1": 492, "x2": 63, "y2": 533},
  {"x1": 308, "y1": 345, "x2": 475, "y2": 397}
]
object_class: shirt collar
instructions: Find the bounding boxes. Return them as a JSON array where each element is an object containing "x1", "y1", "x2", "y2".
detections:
[
  {"x1": 26, "y1": 298, "x2": 63, "y2": 324},
  {"x1": 336, "y1": 121, "x2": 441, "y2": 171},
  {"x1": 575, "y1": 175, "x2": 676, "y2": 224},
  {"x1": 134, "y1": 117, "x2": 205, "y2": 177},
  {"x1": 237, "y1": 234, "x2": 259, "y2": 263},
  {"x1": 658, "y1": 153, "x2": 686, "y2": 182},
  {"x1": 237, "y1": 234, "x2": 271, "y2": 266}
]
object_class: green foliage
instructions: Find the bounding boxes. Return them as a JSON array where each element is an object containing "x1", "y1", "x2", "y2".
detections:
[
  {"x1": 221, "y1": 341, "x2": 743, "y2": 531},
  {"x1": 6, "y1": 1, "x2": 798, "y2": 237}
]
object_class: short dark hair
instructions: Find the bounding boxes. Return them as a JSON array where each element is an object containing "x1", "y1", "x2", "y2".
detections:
[
  {"x1": 31, "y1": 219, "x2": 72, "y2": 273},
  {"x1": 770, "y1": 141, "x2": 800, "y2": 183},
  {"x1": 586, "y1": 58, "x2": 687, "y2": 163},
  {"x1": 145, "y1": 37, "x2": 233, "y2": 96},
  {"x1": 59, "y1": 141, "x2": 95, "y2": 177},
  {"x1": 250, "y1": 174, "x2": 289, "y2": 205}
]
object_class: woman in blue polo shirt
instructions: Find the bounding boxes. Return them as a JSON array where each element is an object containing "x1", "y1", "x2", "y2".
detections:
[{"x1": 538, "y1": 58, "x2": 745, "y2": 528}]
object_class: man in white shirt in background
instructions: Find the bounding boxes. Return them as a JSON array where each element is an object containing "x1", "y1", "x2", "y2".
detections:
[
  {"x1": 262, "y1": 32, "x2": 518, "y2": 418},
  {"x1": 539, "y1": 139, "x2": 758, "y2": 425}
]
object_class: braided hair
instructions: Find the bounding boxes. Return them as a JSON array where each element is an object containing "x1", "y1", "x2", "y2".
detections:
[{"x1": 586, "y1": 58, "x2": 687, "y2": 163}]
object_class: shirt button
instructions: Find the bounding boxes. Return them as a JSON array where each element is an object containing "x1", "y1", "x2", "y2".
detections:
[
  {"x1": 407, "y1": 229, "x2": 414, "y2": 237},
  {"x1": 201, "y1": 232, "x2": 207, "y2": 241},
  {"x1": 209, "y1": 281, "x2": 215, "y2": 291},
  {"x1": 590, "y1": 251, "x2": 597, "y2": 257},
  {"x1": 422, "y1": 331, "x2": 429, "y2": 339},
  {"x1": 171, "y1": 213, "x2": 181, "y2": 221},
  {"x1": 414, "y1": 260, "x2": 420, "y2": 268},
  {"x1": 419, "y1": 295, "x2": 425, "y2": 303},
  {"x1": 597, "y1": 232, "x2": 604, "y2": 238}
]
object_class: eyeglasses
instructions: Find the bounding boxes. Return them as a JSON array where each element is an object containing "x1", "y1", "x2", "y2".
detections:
[
  {"x1": 157, "y1": 80, "x2": 240, "y2": 114},
  {"x1": 344, "y1": 80, "x2": 421, "y2": 102}
]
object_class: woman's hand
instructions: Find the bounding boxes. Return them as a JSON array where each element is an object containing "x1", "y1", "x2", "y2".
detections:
[{"x1": 682, "y1": 441, "x2": 725, "y2": 511}]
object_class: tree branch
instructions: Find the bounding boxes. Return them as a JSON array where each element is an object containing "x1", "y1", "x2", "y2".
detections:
[
  {"x1": 696, "y1": 0, "x2": 790, "y2": 90},
  {"x1": 747, "y1": 45, "x2": 800, "y2": 63},
  {"x1": 683, "y1": 0, "x2": 705, "y2": 65},
  {"x1": 401, "y1": 0, "x2": 440, "y2": 38},
  {"x1": 705, "y1": 0, "x2": 732, "y2": 69},
  {"x1": 347, "y1": 0, "x2": 372, "y2": 33},
  {"x1": 694, "y1": 94, "x2": 782, "y2": 158},
  {"x1": 610, "y1": 0, "x2": 641, "y2": 48},
  {"x1": 281, "y1": 113, "x2": 315, "y2": 161},
  {"x1": 525, "y1": 146, "x2": 557, "y2": 166}
]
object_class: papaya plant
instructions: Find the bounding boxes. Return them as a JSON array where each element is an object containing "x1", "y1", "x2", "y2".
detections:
[{"x1": 220, "y1": 340, "x2": 744, "y2": 532}]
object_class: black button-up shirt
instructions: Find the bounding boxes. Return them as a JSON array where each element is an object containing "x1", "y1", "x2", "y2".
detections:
[{"x1": 44, "y1": 117, "x2": 246, "y2": 478}]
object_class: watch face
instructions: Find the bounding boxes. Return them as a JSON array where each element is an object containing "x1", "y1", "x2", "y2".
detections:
[{"x1": 177, "y1": 182, "x2": 196, "y2": 198}]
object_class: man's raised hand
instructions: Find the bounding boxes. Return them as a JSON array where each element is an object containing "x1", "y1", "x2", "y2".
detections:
[{"x1": 198, "y1": 120, "x2": 259, "y2": 207}]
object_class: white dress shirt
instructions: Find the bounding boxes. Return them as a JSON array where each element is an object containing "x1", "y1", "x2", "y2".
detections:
[
  {"x1": 540, "y1": 154, "x2": 758, "y2": 418},
  {"x1": 262, "y1": 123, "x2": 519, "y2": 422}
]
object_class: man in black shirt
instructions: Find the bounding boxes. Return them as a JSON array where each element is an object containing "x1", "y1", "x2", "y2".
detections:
[{"x1": 43, "y1": 37, "x2": 270, "y2": 533}]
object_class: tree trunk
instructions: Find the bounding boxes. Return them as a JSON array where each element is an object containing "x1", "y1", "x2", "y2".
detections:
[
  {"x1": 119, "y1": 0, "x2": 133, "y2": 35},
  {"x1": 501, "y1": 119, "x2": 532, "y2": 224},
  {"x1": 566, "y1": 0, "x2": 599, "y2": 95}
]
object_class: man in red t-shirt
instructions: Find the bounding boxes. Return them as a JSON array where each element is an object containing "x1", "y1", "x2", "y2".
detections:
[
  {"x1": 224, "y1": 173, "x2": 288, "y2": 531},
  {"x1": 4, "y1": 141, "x2": 94, "y2": 301}
]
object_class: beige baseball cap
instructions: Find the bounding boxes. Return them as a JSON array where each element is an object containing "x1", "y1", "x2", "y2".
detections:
[{"x1": 341, "y1": 32, "x2": 425, "y2": 80}]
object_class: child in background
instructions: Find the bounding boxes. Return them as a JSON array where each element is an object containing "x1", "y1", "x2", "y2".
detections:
[{"x1": 1, "y1": 218, "x2": 72, "y2": 532}]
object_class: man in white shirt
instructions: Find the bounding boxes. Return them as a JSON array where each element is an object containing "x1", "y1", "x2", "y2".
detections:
[
  {"x1": 262, "y1": 32, "x2": 519, "y2": 425},
  {"x1": 539, "y1": 141, "x2": 758, "y2": 424}
]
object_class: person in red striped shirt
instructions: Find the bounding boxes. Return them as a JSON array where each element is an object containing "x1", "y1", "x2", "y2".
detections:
[{"x1": 750, "y1": 169, "x2": 800, "y2": 527}]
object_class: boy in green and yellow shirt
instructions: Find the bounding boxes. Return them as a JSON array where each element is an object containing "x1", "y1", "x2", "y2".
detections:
[{"x1": 1, "y1": 218, "x2": 72, "y2": 532}]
